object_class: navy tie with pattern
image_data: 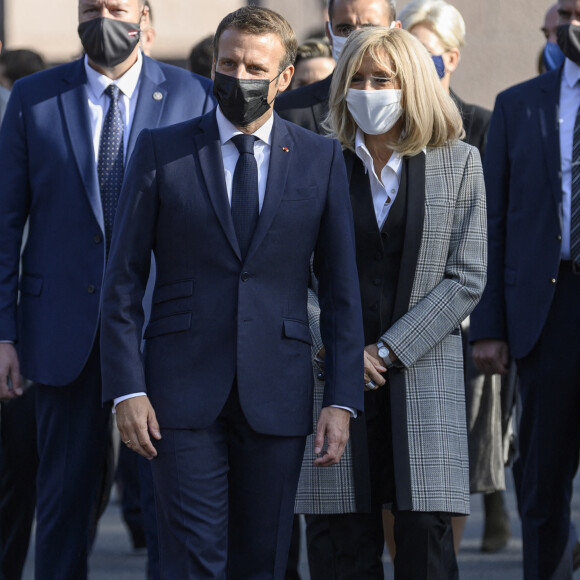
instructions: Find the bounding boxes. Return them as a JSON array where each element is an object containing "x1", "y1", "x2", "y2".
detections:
[
  {"x1": 231, "y1": 134, "x2": 259, "y2": 260},
  {"x1": 98, "y1": 84, "x2": 124, "y2": 255}
]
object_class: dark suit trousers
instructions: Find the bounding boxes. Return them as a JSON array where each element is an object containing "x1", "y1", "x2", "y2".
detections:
[
  {"x1": 0, "y1": 385, "x2": 38, "y2": 580},
  {"x1": 34, "y1": 341, "x2": 111, "y2": 580},
  {"x1": 150, "y1": 384, "x2": 306, "y2": 580},
  {"x1": 515, "y1": 268, "x2": 580, "y2": 580}
]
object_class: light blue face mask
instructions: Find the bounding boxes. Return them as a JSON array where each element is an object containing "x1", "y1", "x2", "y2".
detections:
[
  {"x1": 431, "y1": 55, "x2": 446, "y2": 79},
  {"x1": 543, "y1": 41, "x2": 565, "y2": 72}
]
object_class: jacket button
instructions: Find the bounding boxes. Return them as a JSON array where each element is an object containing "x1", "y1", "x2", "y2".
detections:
[
  {"x1": 551, "y1": 278, "x2": 557, "y2": 285},
  {"x1": 557, "y1": 235, "x2": 562, "y2": 241},
  {"x1": 317, "y1": 371, "x2": 325, "y2": 382},
  {"x1": 241, "y1": 272, "x2": 250, "y2": 282},
  {"x1": 88, "y1": 285, "x2": 96, "y2": 294},
  {"x1": 94, "y1": 234, "x2": 102, "y2": 244}
]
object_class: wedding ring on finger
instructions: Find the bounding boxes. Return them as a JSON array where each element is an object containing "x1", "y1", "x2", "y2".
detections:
[
  {"x1": 365, "y1": 380, "x2": 378, "y2": 390},
  {"x1": 124, "y1": 440, "x2": 132, "y2": 447}
]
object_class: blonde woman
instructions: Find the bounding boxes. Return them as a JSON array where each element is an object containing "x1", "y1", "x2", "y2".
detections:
[{"x1": 320, "y1": 26, "x2": 487, "y2": 577}]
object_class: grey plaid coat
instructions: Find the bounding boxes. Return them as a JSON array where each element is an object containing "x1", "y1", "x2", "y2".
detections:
[{"x1": 296, "y1": 141, "x2": 487, "y2": 516}]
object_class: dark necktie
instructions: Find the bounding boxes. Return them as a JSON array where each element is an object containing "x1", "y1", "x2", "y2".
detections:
[
  {"x1": 98, "y1": 84, "x2": 124, "y2": 254},
  {"x1": 231, "y1": 134, "x2": 259, "y2": 260},
  {"x1": 571, "y1": 100, "x2": 580, "y2": 266}
]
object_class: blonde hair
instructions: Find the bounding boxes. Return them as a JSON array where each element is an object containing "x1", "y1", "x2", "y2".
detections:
[
  {"x1": 324, "y1": 26, "x2": 464, "y2": 156},
  {"x1": 398, "y1": 0, "x2": 465, "y2": 51}
]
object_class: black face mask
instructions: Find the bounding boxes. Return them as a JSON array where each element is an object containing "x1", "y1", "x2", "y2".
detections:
[
  {"x1": 213, "y1": 70, "x2": 281, "y2": 127},
  {"x1": 557, "y1": 23, "x2": 580, "y2": 66},
  {"x1": 78, "y1": 17, "x2": 141, "y2": 69}
]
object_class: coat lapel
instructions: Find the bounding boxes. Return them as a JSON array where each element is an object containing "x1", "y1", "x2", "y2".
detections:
[
  {"x1": 391, "y1": 152, "x2": 425, "y2": 322},
  {"x1": 538, "y1": 68, "x2": 563, "y2": 209},
  {"x1": 246, "y1": 114, "x2": 293, "y2": 260},
  {"x1": 194, "y1": 111, "x2": 241, "y2": 260},
  {"x1": 60, "y1": 59, "x2": 104, "y2": 231},
  {"x1": 127, "y1": 56, "x2": 166, "y2": 158}
]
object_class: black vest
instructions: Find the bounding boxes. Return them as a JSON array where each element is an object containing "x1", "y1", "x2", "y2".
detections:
[{"x1": 350, "y1": 155, "x2": 408, "y2": 345}]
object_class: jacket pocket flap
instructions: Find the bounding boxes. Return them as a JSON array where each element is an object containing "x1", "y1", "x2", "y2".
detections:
[
  {"x1": 144, "y1": 312, "x2": 191, "y2": 339},
  {"x1": 153, "y1": 280, "x2": 194, "y2": 304},
  {"x1": 20, "y1": 274, "x2": 43, "y2": 296},
  {"x1": 283, "y1": 319, "x2": 312, "y2": 345}
]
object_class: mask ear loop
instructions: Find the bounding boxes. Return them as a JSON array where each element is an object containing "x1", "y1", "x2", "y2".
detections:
[{"x1": 269, "y1": 68, "x2": 286, "y2": 103}]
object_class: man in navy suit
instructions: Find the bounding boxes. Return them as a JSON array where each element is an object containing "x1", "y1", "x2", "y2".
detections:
[
  {"x1": 470, "y1": 0, "x2": 580, "y2": 577},
  {"x1": 0, "y1": 0, "x2": 214, "y2": 577},
  {"x1": 100, "y1": 6, "x2": 364, "y2": 579}
]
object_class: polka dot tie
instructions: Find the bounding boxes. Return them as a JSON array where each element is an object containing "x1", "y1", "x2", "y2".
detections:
[
  {"x1": 98, "y1": 84, "x2": 124, "y2": 255},
  {"x1": 231, "y1": 134, "x2": 259, "y2": 260}
]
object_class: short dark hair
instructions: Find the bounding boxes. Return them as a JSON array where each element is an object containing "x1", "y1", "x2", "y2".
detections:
[
  {"x1": 328, "y1": 0, "x2": 397, "y2": 23},
  {"x1": 0, "y1": 49, "x2": 46, "y2": 86},
  {"x1": 294, "y1": 38, "x2": 332, "y2": 68},
  {"x1": 188, "y1": 35, "x2": 214, "y2": 79},
  {"x1": 213, "y1": 6, "x2": 297, "y2": 71}
]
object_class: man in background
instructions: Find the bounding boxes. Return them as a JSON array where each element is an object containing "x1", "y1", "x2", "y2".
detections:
[
  {"x1": 0, "y1": 1, "x2": 214, "y2": 577},
  {"x1": 275, "y1": 0, "x2": 399, "y2": 133}
]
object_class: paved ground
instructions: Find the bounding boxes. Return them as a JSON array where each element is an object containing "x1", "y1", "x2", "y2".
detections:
[{"x1": 23, "y1": 469, "x2": 580, "y2": 579}]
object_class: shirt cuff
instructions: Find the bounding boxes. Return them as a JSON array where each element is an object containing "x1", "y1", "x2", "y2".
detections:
[
  {"x1": 112, "y1": 392, "x2": 147, "y2": 413},
  {"x1": 331, "y1": 404, "x2": 357, "y2": 419}
]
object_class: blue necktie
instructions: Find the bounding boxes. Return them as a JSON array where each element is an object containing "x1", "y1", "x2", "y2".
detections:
[
  {"x1": 98, "y1": 84, "x2": 124, "y2": 254},
  {"x1": 231, "y1": 134, "x2": 259, "y2": 260}
]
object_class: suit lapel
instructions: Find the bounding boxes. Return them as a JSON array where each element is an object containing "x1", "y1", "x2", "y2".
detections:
[
  {"x1": 538, "y1": 68, "x2": 563, "y2": 209},
  {"x1": 246, "y1": 114, "x2": 293, "y2": 260},
  {"x1": 195, "y1": 111, "x2": 241, "y2": 260},
  {"x1": 127, "y1": 56, "x2": 166, "y2": 158},
  {"x1": 60, "y1": 59, "x2": 104, "y2": 231},
  {"x1": 392, "y1": 152, "x2": 425, "y2": 322}
]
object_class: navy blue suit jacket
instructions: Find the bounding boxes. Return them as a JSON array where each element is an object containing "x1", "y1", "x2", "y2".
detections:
[
  {"x1": 470, "y1": 68, "x2": 563, "y2": 359},
  {"x1": 100, "y1": 110, "x2": 364, "y2": 436},
  {"x1": 0, "y1": 56, "x2": 215, "y2": 386}
]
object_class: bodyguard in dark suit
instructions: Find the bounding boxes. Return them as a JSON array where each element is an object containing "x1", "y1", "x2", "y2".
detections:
[
  {"x1": 471, "y1": 2, "x2": 580, "y2": 577},
  {"x1": 100, "y1": 7, "x2": 364, "y2": 579},
  {"x1": 275, "y1": 0, "x2": 399, "y2": 134},
  {"x1": 0, "y1": 0, "x2": 215, "y2": 577}
]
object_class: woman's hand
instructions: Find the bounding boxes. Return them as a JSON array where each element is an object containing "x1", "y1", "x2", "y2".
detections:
[{"x1": 363, "y1": 345, "x2": 387, "y2": 390}]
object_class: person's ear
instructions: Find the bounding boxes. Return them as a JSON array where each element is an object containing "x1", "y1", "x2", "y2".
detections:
[
  {"x1": 445, "y1": 48, "x2": 460, "y2": 74},
  {"x1": 276, "y1": 65, "x2": 294, "y2": 94}
]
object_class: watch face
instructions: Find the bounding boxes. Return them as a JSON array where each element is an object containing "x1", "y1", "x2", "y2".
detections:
[{"x1": 378, "y1": 346, "x2": 389, "y2": 359}]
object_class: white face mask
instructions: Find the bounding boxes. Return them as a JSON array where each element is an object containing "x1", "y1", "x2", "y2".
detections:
[
  {"x1": 346, "y1": 88, "x2": 403, "y2": 135},
  {"x1": 328, "y1": 25, "x2": 348, "y2": 62}
]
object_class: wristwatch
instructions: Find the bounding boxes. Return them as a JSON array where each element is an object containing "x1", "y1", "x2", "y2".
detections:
[{"x1": 377, "y1": 341, "x2": 394, "y2": 368}]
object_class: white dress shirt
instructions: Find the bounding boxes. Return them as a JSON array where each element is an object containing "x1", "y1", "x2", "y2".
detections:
[
  {"x1": 84, "y1": 50, "x2": 143, "y2": 164},
  {"x1": 559, "y1": 58, "x2": 580, "y2": 259},
  {"x1": 353, "y1": 129, "x2": 403, "y2": 229}
]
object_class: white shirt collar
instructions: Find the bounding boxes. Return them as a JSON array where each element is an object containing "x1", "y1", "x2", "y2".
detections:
[
  {"x1": 354, "y1": 128, "x2": 403, "y2": 179},
  {"x1": 84, "y1": 50, "x2": 143, "y2": 100},
  {"x1": 215, "y1": 105, "x2": 274, "y2": 148},
  {"x1": 563, "y1": 57, "x2": 580, "y2": 89}
]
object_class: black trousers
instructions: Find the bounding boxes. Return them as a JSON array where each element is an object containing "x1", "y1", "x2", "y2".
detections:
[
  {"x1": 514, "y1": 267, "x2": 580, "y2": 579},
  {"x1": 306, "y1": 509, "x2": 457, "y2": 580}
]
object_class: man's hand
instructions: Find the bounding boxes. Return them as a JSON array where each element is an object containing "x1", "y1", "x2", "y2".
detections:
[
  {"x1": 115, "y1": 396, "x2": 161, "y2": 460},
  {"x1": 0, "y1": 343, "x2": 22, "y2": 401},
  {"x1": 363, "y1": 344, "x2": 387, "y2": 390},
  {"x1": 472, "y1": 339, "x2": 510, "y2": 375},
  {"x1": 313, "y1": 406, "x2": 350, "y2": 467}
]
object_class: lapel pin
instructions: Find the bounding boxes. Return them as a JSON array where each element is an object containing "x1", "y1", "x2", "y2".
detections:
[
  {"x1": 282, "y1": 147, "x2": 289, "y2": 153},
  {"x1": 153, "y1": 91, "x2": 163, "y2": 101}
]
